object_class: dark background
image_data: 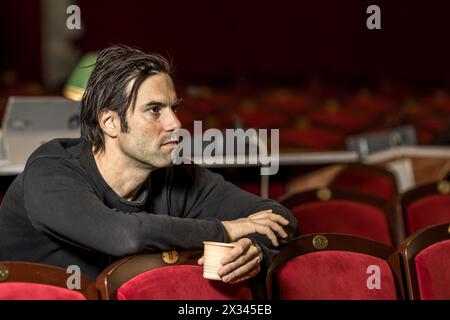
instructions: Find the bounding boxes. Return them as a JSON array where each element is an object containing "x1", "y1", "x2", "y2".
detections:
[{"x1": 1, "y1": 0, "x2": 450, "y2": 87}]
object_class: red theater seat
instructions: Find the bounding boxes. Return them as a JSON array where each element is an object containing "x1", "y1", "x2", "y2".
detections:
[
  {"x1": 261, "y1": 90, "x2": 313, "y2": 114},
  {"x1": 280, "y1": 188, "x2": 400, "y2": 246},
  {"x1": 267, "y1": 234, "x2": 404, "y2": 300},
  {"x1": 307, "y1": 105, "x2": 375, "y2": 134},
  {"x1": 329, "y1": 164, "x2": 399, "y2": 202},
  {"x1": 279, "y1": 126, "x2": 345, "y2": 150},
  {"x1": 235, "y1": 110, "x2": 286, "y2": 129},
  {"x1": 0, "y1": 262, "x2": 97, "y2": 300},
  {"x1": 423, "y1": 91, "x2": 450, "y2": 113},
  {"x1": 401, "y1": 180, "x2": 450, "y2": 235},
  {"x1": 398, "y1": 223, "x2": 450, "y2": 299},
  {"x1": 346, "y1": 94, "x2": 394, "y2": 117},
  {"x1": 407, "y1": 117, "x2": 450, "y2": 135},
  {"x1": 96, "y1": 251, "x2": 256, "y2": 300}
]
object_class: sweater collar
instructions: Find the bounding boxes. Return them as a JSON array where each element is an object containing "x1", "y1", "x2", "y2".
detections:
[{"x1": 78, "y1": 139, "x2": 149, "y2": 211}]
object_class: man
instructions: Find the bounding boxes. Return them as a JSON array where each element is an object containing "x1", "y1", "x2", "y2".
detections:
[{"x1": 0, "y1": 45, "x2": 298, "y2": 283}]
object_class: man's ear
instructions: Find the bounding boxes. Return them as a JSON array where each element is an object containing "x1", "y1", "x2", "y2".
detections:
[{"x1": 98, "y1": 109, "x2": 119, "y2": 138}]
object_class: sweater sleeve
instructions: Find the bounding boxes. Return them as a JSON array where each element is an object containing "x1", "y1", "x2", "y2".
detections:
[
  {"x1": 23, "y1": 158, "x2": 227, "y2": 256},
  {"x1": 173, "y1": 165, "x2": 299, "y2": 267}
]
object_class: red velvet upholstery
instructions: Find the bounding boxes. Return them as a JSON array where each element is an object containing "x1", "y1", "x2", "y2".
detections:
[
  {"x1": 308, "y1": 110, "x2": 373, "y2": 133},
  {"x1": 330, "y1": 167, "x2": 396, "y2": 202},
  {"x1": 279, "y1": 127, "x2": 345, "y2": 150},
  {"x1": 408, "y1": 117, "x2": 449, "y2": 135},
  {"x1": 275, "y1": 251, "x2": 397, "y2": 300},
  {"x1": 415, "y1": 240, "x2": 450, "y2": 299},
  {"x1": 263, "y1": 94, "x2": 312, "y2": 114},
  {"x1": 0, "y1": 282, "x2": 86, "y2": 300},
  {"x1": 291, "y1": 200, "x2": 392, "y2": 245},
  {"x1": 117, "y1": 265, "x2": 253, "y2": 300},
  {"x1": 347, "y1": 96, "x2": 394, "y2": 116},
  {"x1": 236, "y1": 111, "x2": 286, "y2": 128},
  {"x1": 407, "y1": 195, "x2": 450, "y2": 234},
  {"x1": 423, "y1": 94, "x2": 450, "y2": 113},
  {"x1": 416, "y1": 129, "x2": 434, "y2": 144}
]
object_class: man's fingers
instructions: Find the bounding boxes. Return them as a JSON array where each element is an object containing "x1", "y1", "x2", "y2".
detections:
[
  {"x1": 248, "y1": 209, "x2": 272, "y2": 218},
  {"x1": 218, "y1": 244, "x2": 260, "y2": 278},
  {"x1": 220, "y1": 238, "x2": 252, "y2": 265},
  {"x1": 198, "y1": 256, "x2": 204, "y2": 265},
  {"x1": 251, "y1": 218, "x2": 288, "y2": 238},
  {"x1": 222, "y1": 255, "x2": 261, "y2": 283},
  {"x1": 254, "y1": 224, "x2": 279, "y2": 246},
  {"x1": 221, "y1": 211, "x2": 290, "y2": 243},
  {"x1": 229, "y1": 266, "x2": 261, "y2": 284},
  {"x1": 251, "y1": 212, "x2": 290, "y2": 226}
]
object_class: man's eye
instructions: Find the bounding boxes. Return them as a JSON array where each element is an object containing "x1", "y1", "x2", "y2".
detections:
[{"x1": 147, "y1": 105, "x2": 161, "y2": 113}]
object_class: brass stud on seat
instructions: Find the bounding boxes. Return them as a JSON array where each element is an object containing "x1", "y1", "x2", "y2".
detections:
[
  {"x1": 316, "y1": 187, "x2": 332, "y2": 201},
  {"x1": 0, "y1": 265, "x2": 9, "y2": 282},
  {"x1": 162, "y1": 251, "x2": 179, "y2": 264},
  {"x1": 312, "y1": 235, "x2": 329, "y2": 250},
  {"x1": 437, "y1": 180, "x2": 450, "y2": 195}
]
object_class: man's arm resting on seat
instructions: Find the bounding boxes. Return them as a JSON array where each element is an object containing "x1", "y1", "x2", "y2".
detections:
[
  {"x1": 23, "y1": 159, "x2": 229, "y2": 256},
  {"x1": 187, "y1": 166, "x2": 299, "y2": 283}
]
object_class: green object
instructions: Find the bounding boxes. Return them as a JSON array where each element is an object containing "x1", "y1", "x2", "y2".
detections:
[{"x1": 63, "y1": 52, "x2": 98, "y2": 101}]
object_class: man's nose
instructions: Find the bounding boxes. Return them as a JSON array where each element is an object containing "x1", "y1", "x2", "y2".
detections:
[{"x1": 164, "y1": 108, "x2": 182, "y2": 131}]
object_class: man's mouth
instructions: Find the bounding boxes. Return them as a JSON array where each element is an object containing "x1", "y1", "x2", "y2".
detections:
[{"x1": 161, "y1": 139, "x2": 179, "y2": 149}]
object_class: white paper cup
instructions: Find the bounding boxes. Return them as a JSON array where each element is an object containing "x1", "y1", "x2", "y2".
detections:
[{"x1": 203, "y1": 241, "x2": 236, "y2": 280}]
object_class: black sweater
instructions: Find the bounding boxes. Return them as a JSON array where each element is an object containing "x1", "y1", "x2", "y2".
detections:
[{"x1": 0, "y1": 138, "x2": 297, "y2": 278}]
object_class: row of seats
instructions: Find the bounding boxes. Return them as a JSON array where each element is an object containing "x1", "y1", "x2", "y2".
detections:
[
  {"x1": 1, "y1": 223, "x2": 449, "y2": 300},
  {"x1": 0, "y1": 163, "x2": 448, "y2": 299},
  {"x1": 176, "y1": 87, "x2": 450, "y2": 149},
  {"x1": 269, "y1": 224, "x2": 450, "y2": 300},
  {"x1": 2, "y1": 83, "x2": 450, "y2": 149},
  {"x1": 280, "y1": 163, "x2": 450, "y2": 245}
]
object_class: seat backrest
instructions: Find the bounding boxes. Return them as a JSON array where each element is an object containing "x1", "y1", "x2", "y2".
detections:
[
  {"x1": 401, "y1": 180, "x2": 450, "y2": 235},
  {"x1": 267, "y1": 234, "x2": 404, "y2": 300},
  {"x1": 96, "y1": 250, "x2": 255, "y2": 300},
  {"x1": 329, "y1": 164, "x2": 398, "y2": 202},
  {"x1": 398, "y1": 223, "x2": 450, "y2": 299},
  {"x1": 280, "y1": 187, "x2": 401, "y2": 246},
  {"x1": 0, "y1": 261, "x2": 97, "y2": 300}
]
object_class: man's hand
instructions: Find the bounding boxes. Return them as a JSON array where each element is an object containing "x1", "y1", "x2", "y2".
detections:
[
  {"x1": 198, "y1": 238, "x2": 263, "y2": 284},
  {"x1": 221, "y1": 209, "x2": 289, "y2": 247}
]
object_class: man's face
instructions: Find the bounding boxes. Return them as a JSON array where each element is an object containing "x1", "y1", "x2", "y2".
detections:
[{"x1": 117, "y1": 73, "x2": 182, "y2": 169}]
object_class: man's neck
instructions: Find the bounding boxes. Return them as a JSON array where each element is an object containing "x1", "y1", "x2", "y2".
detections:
[{"x1": 92, "y1": 146, "x2": 152, "y2": 201}]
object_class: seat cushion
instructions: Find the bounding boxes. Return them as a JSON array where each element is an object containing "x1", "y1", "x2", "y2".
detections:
[
  {"x1": 275, "y1": 251, "x2": 397, "y2": 300},
  {"x1": 331, "y1": 168, "x2": 396, "y2": 202},
  {"x1": 415, "y1": 239, "x2": 450, "y2": 299},
  {"x1": 117, "y1": 265, "x2": 253, "y2": 300},
  {"x1": 0, "y1": 282, "x2": 86, "y2": 300},
  {"x1": 292, "y1": 200, "x2": 392, "y2": 245},
  {"x1": 407, "y1": 195, "x2": 450, "y2": 234}
]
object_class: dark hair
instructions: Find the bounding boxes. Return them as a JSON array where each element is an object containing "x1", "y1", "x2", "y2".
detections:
[{"x1": 80, "y1": 45, "x2": 172, "y2": 151}]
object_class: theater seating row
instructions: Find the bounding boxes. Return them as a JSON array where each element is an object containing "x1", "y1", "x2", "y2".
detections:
[
  {"x1": 2, "y1": 164, "x2": 447, "y2": 248},
  {"x1": 0, "y1": 162, "x2": 449, "y2": 299},
  {"x1": 234, "y1": 163, "x2": 450, "y2": 248},
  {"x1": 1, "y1": 84, "x2": 449, "y2": 152},
  {"x1": 177, "y1": 87, "x2": 450, "y2": 149},
  {"x1": 1, "y1": 223, "x2": 449, "y2": 300},
  {"x1": 269, "y1": 224, "x2": 450, "y2": 300}
]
